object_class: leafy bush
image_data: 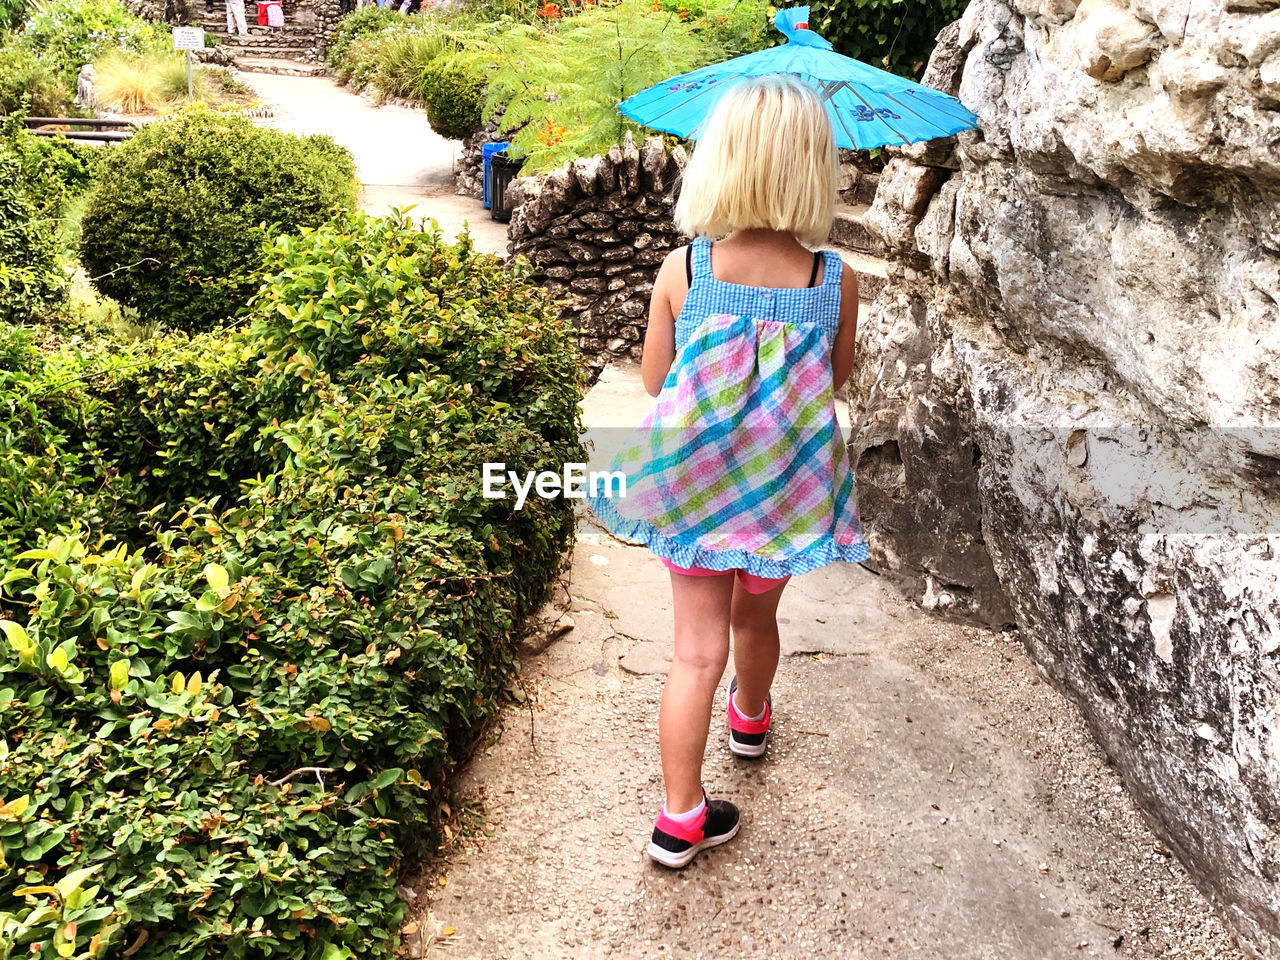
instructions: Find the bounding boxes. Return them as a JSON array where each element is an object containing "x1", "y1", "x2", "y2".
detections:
[
  {"x1": 0, "y1": 122, "x2": 74, "y2": 326},
  {"x1": 338, "y1": 33, "x2": 384, "y2": 88},
  {"x1": 0, "y1": 327, "x2": 90, "y2": 561},
  {"x1": 0, "y1": 163, "x2": 66, "y2": 325},
  {"x1": 13, "y1": 0, "x2": 170, "y2": 87},
  {"x1": 810, "y1": 0, "x2": 966, "y2": 79},
  {"x1": 0, "y1": 47, "x2": 70, "y2": 116},
  {"x1": 0, "y1": 116, "x2": 100, "y2": 328},
  {"x1": 420, "y1": 55, "x2": 485, "y2": 140},
  {"x1": 1, "y1": 115, "x2": 99, "y2": 218},
  {"x1": 326, "y1": 5, "x2": 404, "y2": 70},
  {"x1": 78, "y1": 108, "x2": 357, "y2": 332},
  {"x1": 0, "y1": 212, "x2": 584, "y2": 960}
]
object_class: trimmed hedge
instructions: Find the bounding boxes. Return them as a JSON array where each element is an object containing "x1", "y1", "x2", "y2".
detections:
[
  {"x1": 0, "y1": 211, "x2": 584, "y2": 960},
  {"x1": 78, "y1": 109, "x2": 358, "y2": 333},
  {"x1": 420, "y1": 56, "x2": 485, "y2": 141}
]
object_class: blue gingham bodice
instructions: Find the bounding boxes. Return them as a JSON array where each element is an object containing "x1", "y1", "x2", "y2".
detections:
[{"x1": 674, "y1": 237, "x2": 843, "y2": 351}]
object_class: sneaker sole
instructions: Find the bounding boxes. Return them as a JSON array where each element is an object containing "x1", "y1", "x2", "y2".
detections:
[
  {"x1": 729, "y1": 734, "x2": 767, "y2": 758},
  {"x1": 646, "y1": 820, "x2": 741, "y2": 869}
]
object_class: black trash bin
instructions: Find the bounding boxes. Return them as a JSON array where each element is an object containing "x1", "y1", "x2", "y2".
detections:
[{"x1": 489, "y1": 150, "x2": 524, "y2": 223}]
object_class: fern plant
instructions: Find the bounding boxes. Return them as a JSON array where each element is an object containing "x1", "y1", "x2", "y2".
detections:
[{"x1": 476, "y1": 0, "x2": 769, "y2": 172}]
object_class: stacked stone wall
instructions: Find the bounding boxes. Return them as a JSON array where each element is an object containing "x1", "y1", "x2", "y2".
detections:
[
  {"x1": 505, "y1": 132, "x2": 688, "y2": 381},
  {"x1": 456, "y1": 113, "x2": 509, "y2": 201}
]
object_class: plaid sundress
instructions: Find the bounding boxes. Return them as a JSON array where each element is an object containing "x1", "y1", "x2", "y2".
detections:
[{"x1": 587, "y1": 237, "x2": 869, "y2": 579}]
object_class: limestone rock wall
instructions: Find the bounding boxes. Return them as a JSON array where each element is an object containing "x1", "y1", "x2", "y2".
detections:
[
  {"x1": 852, "y1": 0, "x2": 1280, "y2": 953},
  {"x1": 506, "y1": 133, "x2": 688, "y2": 380}
]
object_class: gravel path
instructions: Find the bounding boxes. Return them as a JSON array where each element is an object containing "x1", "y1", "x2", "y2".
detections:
[{"x1": 395, "y1": 366, "x2": 1247, "y2": 960}]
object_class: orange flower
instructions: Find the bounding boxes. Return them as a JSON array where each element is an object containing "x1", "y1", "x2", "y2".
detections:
[{"x1": 537, "y1": 1, "x2": 562, "y2": 16}]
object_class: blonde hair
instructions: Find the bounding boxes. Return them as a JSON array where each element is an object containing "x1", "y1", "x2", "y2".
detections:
[{"x1": 673, "y1": 75, "x2": 837, "y2": 249}]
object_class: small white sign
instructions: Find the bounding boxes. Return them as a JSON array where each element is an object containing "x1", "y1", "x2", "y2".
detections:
[{"x1": 172, "y1": 26, "x2": 205, "y2": 50}]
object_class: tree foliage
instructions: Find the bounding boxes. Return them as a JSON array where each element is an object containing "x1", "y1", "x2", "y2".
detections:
[{"x1": 809, "y1": 0, "x2": 967, "y2": 80}]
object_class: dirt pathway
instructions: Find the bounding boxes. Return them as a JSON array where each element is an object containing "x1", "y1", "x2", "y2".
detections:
[{"x1": 394, "y1": 364, "x2": 1246, "y2": 960}]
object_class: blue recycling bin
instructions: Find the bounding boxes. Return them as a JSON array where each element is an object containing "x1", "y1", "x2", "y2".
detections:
[{"x1": 482, "y1": 142, "x2": 510, "y2": 209}]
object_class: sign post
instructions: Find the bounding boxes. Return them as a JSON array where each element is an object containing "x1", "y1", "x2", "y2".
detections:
[{"x1": 172, "y1": 27, "x2": 205, "y2": 102}]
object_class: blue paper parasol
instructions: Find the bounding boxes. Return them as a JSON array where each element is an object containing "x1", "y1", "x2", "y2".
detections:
[{"x1": 619, "y1": 6, "x2": 978, "y2": 150}]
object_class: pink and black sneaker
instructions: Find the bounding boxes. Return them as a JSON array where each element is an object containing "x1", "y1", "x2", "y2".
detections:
[
  {"x1": 727, "y1": 676, "x2": 772, "y2": 758},
  {"x1": 647, "y1": 792, "x2": 741, "y2": 869}
]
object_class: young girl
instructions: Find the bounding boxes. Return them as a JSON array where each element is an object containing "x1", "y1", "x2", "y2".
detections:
[
  {"x1": 260, "y1": 0, "x2": 284, "y2": 35},
  {"x1": 587, "y1": 75, "x2": 868, "y2": 868}
]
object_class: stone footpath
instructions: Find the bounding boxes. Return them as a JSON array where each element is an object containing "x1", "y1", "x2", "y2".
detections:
[{"x1": 395, "y1": 364, "x2": 1246, "y2": 960}]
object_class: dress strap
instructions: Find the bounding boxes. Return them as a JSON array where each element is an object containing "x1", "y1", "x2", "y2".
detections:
[
  {"x1": 690, "y1": 236, "x2": 713, "y2": 279},
  {"x1": 822, "y1": 250, "x2": 843, "y2": 287}
]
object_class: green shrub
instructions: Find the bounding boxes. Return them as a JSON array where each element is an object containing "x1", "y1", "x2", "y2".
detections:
[
  {"x1": 13, "y1": 0, "x2": 170, "y2": 88},
  {"x1": 809, "y1": 0, "x2": 966, "y2": 79},
  {"x1": 1, "y1": 116, "x2": 100, "y2": 216},
  {"x1": 78, "y1": 108, "x2": 357, "y2": 333},
  {"x1": 326, "y1": 5, "x2": 404, "y2": 70},
  {"x1": 339, "y1": 33, "x2": 383, "y2": 89},
  {"x1": 0, "y1": 46, "x2": 70, "y2": 116},
  {"x1": 0, "y1": 212, "x2": 583, "y2": 960},
  {"x1": 420, "y1": 55, "x2": 485, "y2": 141},
  {"x1": 0, "y1": 117, "x2": 99, "y2": 327},
  {"x1": 0, "y1": 156, "x2": 68, "y2": 325},
  {"x1": 0, "y1": 326, "x2": 126, "y2": 560}
]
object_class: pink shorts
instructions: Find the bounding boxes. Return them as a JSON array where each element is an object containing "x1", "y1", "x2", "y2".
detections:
[{"x1": 661, "y1": 557, "x2": 789, "y2": 595}]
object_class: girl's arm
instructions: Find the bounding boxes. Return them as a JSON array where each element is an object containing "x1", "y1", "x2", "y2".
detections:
[
  {"x1": 831, "y1": 262, "x2": 860, "y2": 390},
  {"x1": 639, "y1": 248, "x2": 684, "y2": 397}
]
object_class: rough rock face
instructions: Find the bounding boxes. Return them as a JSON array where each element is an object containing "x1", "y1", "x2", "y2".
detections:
[
  {"x1": 505, "y1": 133, "x2": 688, "y2": 381},
  {"x1": 123, "y1": 0, "x2": 187, "y2": 24},
  {"x1": 851, "y1": 0, "x2": 1280, "y2": 953}
]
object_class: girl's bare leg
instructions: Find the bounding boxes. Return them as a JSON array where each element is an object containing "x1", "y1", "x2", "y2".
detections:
[
  {"x1": 660, "y1": 571, "x2": 734, "y2": 813},
  {"x1": 729, "y1": 577, "x2": 788, "y2": 718}
]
